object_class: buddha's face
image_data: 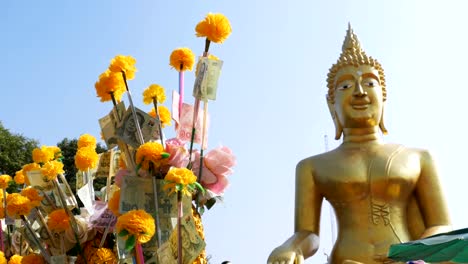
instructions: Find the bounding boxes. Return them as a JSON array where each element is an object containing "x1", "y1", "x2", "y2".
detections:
[{"x1": 333, "y1": 64, "x2": 383, "y2": 129}]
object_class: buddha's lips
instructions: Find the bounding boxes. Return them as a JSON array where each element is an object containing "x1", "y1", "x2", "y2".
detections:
[{"x1": 351, "y1": 104, "x2": 370, "y2": 109}]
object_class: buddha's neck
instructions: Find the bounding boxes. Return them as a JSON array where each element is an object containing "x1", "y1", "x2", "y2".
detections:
[{"x1": 342, "y1": 127, "x2": 381, "y2": 145}]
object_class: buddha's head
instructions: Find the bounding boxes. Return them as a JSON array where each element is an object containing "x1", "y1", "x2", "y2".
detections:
[{"x1": 327, "y1": 24, "x2": 388, "y2": 139}]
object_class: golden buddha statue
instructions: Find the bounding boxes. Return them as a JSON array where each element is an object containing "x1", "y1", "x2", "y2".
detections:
[{"x1": 267, "y1": 25, "x2": 452, "y2": 264}]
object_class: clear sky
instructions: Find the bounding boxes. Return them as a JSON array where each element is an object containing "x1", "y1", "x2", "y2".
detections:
[{"x1": 2, "y1": 1, "x2": 468, "y2": 263}]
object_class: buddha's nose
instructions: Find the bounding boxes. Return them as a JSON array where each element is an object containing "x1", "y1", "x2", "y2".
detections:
[{"x1": 353, "y1": 82, "x2": 367, "y2": 97}]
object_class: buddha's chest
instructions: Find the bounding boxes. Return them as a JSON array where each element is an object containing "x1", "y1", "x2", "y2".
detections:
[{"x1": 314, "y1": 146, "x2": 421, "y2": 203}]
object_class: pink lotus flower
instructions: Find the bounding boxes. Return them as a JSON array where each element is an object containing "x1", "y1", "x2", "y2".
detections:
[
  {"x1": 165, "y1": 138, "x2": 190, "y2": 168},
  {"x1": 192, "y1": 146, "x2": 236, "y2": 195}
]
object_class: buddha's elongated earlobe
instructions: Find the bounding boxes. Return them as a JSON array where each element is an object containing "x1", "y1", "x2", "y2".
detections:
[
  {"x1": 379, "y1": 105, "x2": 388, "y2": 135},
  {"x1": 326, "y1": 97, "x2": 343, "y2": 140}
]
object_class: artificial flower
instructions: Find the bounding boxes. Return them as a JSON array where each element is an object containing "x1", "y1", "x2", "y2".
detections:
[
  {"x1": 108, "y1": 55, "x2": 137, "y2": 80},
  {"x1": 89, "y1": 247, "x2": 118, "y2": 264},
  {"x1": 164, "y1": 167, "x2": 201, "y2": 196},
  {"x1": 195, "y1": 13, "x2": 232, "y2": 43},
  {"x1": 95, "y1": 70, "x2": 126, "y2": 103},
  {"x1": 0, "y1": 251, "x2": 5, "y2": 264},
  {"x1": 78, "y1": 133, "x2": 97, "y2": 149},
  {"x1": 142, "y1": 84, "x2": 166, "y2": 105},
  {"x1": 32, "y1": 146, "x2": 55, "y2": 164},
  {"x1": 165, "y1": 138, "x2": 190, "y2": 168},
  {"x1": 21, "y1": 253, "x2": 45, "y2": 264},
  {"x1": 40, "y1": 160, "x2": 64, "y2": 181},
  {"x1": 170, "y1": 47, "x2": 195, "y2": 71},
  {"x1": 7, "y1": 254, "x2": 22, "y2": 264},
  {"x1": 135, "y1": 142, "x2": 168, "y2": 171},
  {"x1": 49, "y1": 146, "x2": 62, "y2": 160},
  {"x1": 47, "y1": 208, "x2": 70, "y2": 233},
  {"x1": 192, "y1": 146, "x2": 236, "y2": 195},
  {"x1": 108, "y1": 189, "x2": 121, "y2": 217},
  {"x1": 6, "y1": 193, "x2": 31, "y2": 218},
  {"x1": 149, "y1": 106, "x2": 172, "y2": 128},
  {"x1": 75, "y1": 146, "x2": 99, "y2": 171},
  {"x1": 0, "y1": 175, "x2": 12, "y2": 189},
  {"x1": 13, "y1": 170, "x2": 25, "y2": 185},
  {"x1": 20, "y1": 187, "x2": 43, "y2": 207},
  {"x1": 115, "y1": 209, "x2": 155, "y2": 244}
]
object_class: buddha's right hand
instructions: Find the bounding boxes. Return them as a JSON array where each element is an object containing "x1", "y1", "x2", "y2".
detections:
[{"x1": 267, "y1": 246, "x2": 304, "y2": 264}]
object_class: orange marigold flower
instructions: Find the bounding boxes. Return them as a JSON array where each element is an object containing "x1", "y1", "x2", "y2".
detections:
[
  {"x1": 0, "y1": 175, "x2": 12, "y2": 189},
  {"x1": 195, "y1": 13, "x2": 232, "y2": 43},
  {"x1": 118, "y1": 154, "x2": 127, "y2": 169},
  {"x1": 41, "y1": 160, "x2": 64, "y2": 181},
  {"x1": 89, "y1": 247, "x2": 118, "y2": 264},
  {"x1": 116, "y1": 209, "x2": 155, "y2": 244},
  {"x1": 20, "y1": 187, "x2": 43, "y2": 208},
  {"x1": 75, "y1": 146, "x2": 99, "y2": 171},
  {"x1": 47, "y1": 208, "x2": 70, "y2": 233},
  {"x1": 135, "y1": 142, "x2": 166, "y2": 170},
  {"x1": 149, "y1": 106, "x2": 172, "y2": 128},
  {"x1": 6, "y1": 193, "x2": 31, "y2": 218},
  {"x1": 21, "y1": 253, "x2": 45, "y2": 264},
  {"x1": 170, "y1": 48, "x2": 195, "y2": 72},
  {"x1": 108, "y1": 189, "x2": 121, "y2": 217},
  {"x1": 7, "y1": 254, "x2": 22, "y2": 264},
  {"x1": 165, "y1": 167, "x2": 197, "y2": 185},
  {"x1": 13, "y1": 170, "x2": 25, "y2": 185},
  {"x1": 0, "y1": 250, "x2": 6, "y2": 264},
  {"x1": 108, "y1": 55, "x2": 137, "y2": 80},
  {"x1": 142, "y1": 84, "x2": 166, "y2": 105},
  {"x1": 0, "y1": 205, "x2": 4, "y2": 219},
  {"x1": 95, "y1": 70, "x2": 126, "y2": 103},
  {"x1": 32, "y1": 146, "x2": 55, "y2": 164},
  {"x1": 78, "y1": 133, "x2": 97, "y2": 149}
]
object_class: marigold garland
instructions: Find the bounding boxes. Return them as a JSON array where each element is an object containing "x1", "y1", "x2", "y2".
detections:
[
  {"x1": 115, "y1": 209, "x2": 155, "y2": 244},
  {"x1": 149, "y1": 106, "x2": 172, "y2": 128},
  {"x1": 135, "y1": 142, "x2": 168, "y2": 170},
  {"x1": 13, "y1": 170, "x2": 25, "y2": 185},
  {"x1": 95, "y1": 70, "x2": 126, "y2": 102},
  {"x1": 142, "y1": 84, "x2": 166, "y2": 105},
  {"x1": 47, "y1": 208, "x2": 70, "y2": 233},
  {"x1": 40, "y1": 160, "x2": 64, "y2": 181},
  {"x1": 195, "y1": 13, "x2": 232, "y2": 44},
  {"x1": 20, "y1": 187, "x2": 43, "y2": 207},
  {"x1": 32, "y1": 146, "x2": 55, "y2": 164},
  {"x1": 108, "y1": 55, "x2": 137, "y2": 80},
  {"x1": 170, "y1": 47, "x2": 195, "y2": 71},
  {"x1": 78, "y1": 133, "x2": 97, "y2": 149},
  {"x1": 7, "y1": 254, "x2": 22, "y2": 264},
  {"x1": 0, "y1": 175, "x2": 12, "y2": 189},
  {"x1": 75, "y1": 146, "x2": 99, "y2": 171},
  {"x1": 108, "y1": 189, "x2": 121, "y2": 216},
  {"x1": 6, "y1": 193, "x2": 31, "y2": 218},
  {"x1": 21, "y1": 253, "x2": 45, "y2": 264}
]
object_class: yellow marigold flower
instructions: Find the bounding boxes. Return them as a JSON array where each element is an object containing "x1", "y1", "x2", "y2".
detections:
[
  {"x1": 7, "y1": 254, "x2": 22, "y2": 264},
  {"x1": 108, "y1": 55, "x2": 137, "y2": 80},
  {"x1": 47, "y1": 208, "x2": 70, "y2": 233},
  {"x1": 48, "y1": 146, "x2": 62, "y2": 160},
  {"x1": 20, "y1": 187, "x2": 43, "y2": 208},
  {"x1": 13, "y1": 170, "x2": 25, "y2": 185},
  {"x1": 41, "y1": 160, "x2": 64, "y2": 181},
  {"x1": 75, "y1": 146, "x2": 99, "y2": 171},
  {"x1": 135, "y1": 142, "x2": 166, "y2": 170},
  {"x1": 32, "y1": 146, "x2": 55, "y2": 164},
  {"x1": 89, "y1": 247, "x2": 118, "y2": 264},
  {"x1": 118, "y1": 154, "x2": 127, "y2": 169},
  {"x1": 164, "y1": 167, "x2": 199, "y2": 196},
  {"x1": 78, "y1": 133, "x2": 97, "y2": 149},
  {"x1": 142, "y1": 84, "x2": 166, "y2": 105},
  {"x1": 116, "y1": 209, "x2": 155, "y2": 244},
  {"x1": 95, "y1": 70, "x2": 126, "y2": 103},
  {"x1": 6, "y1": 193, "x2": 31, "y2": 218},
  {"x1": 21, "y1": 253, "x2": 45, "y2": 264},
  {"x1": 108, "y1": 189, "x2": 121, "y2": 216},
  {"x1": 195, "y1": 13, "x2": 232, "y2": 43},
  {"x1": 0, "y1": 250, "x2": 6, "y2": 264},
  {"x1": 149, "y1": 106, "x2": 172, "y2": 128},
  {"x1": 0, "y1": 175, "x2": 12, "y2": 189},
  {"x1": 170, "y1": 47, "x2": 195, "y2": 71}
]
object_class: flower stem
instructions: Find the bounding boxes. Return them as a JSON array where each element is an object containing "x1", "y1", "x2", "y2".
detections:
[
  {"x1": 204, "y1": 38, "x2": 211, "y2": 54},
  {"x1": 121, "y1": 71, "x2": 145, "y2": 146},
  {"x1": 187, "y1": 99, "x2": 200, "y2": 169},
  {"x1": 177, "y1": 191, "x2": 183, "y2": 264},
  {"x1": 152, "y1": 99, "x2": 165, "y2": 147},
  {"x1": 110, "y1": 91, "x2": 118, "y2": 108},
  {"x1": 179, "y1": 66, "x2": 184, "y2": 119},
  {"x1": 151, "y1": 177, "x2": 162, "y2": 248},
  {"x1": 21, "y1": 215, "x2": 51, "y2": 263}
]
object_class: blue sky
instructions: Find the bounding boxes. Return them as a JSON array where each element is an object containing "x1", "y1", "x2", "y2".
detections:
[{"x1": 3, "y1": 1, "x2": 468, "y2": 263}]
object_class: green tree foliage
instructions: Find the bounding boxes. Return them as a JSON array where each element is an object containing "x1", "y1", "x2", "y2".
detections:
[{"x1": 0, "y1": 122, "x2": 38, "y2": 175}]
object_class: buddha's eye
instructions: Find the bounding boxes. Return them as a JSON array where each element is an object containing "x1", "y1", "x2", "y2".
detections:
[
  {"x1": 337, "y1": 81, "x2": 353, "y2": 90},
  {"x1": 363, "y1": 78, "x2": 379, "y2": 87}
]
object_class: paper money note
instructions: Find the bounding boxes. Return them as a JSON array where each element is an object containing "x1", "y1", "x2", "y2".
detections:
[
  {"x1": 25, "y1": 170, "x2": 53, "y2": 190},
  {"x1": 193, "y1": 57, "x2": 223, "y2": 101},
  {"x1": 116, "y1": 107, "x2": 160, "y2": 148},
  {"x1": 89, "y1": 201, "x2": 117, "y2": 229},
  {"x1": 157, "y1": 241, "x2": 177, "y2": 264},
  {"x1": 99, "y1": 101, "x2": 126, "y2": 149},
  {"x1": 175, "y1": 103, "x2": 209, "y2": 145},
  {"x1": 168, "y1": 214, "x2": 206, "y2": 264}
]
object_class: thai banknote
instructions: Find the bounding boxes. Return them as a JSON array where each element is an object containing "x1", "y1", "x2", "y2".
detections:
[
  {"x1": 168, "y1": 214, "x2": 206, "y2": 264},
  {"x1": 193, "y1": 57, "x2": 223, "y2": 101},
  {"x1": 116, "y1": 107, "x2": 160, "y2": 148},
  {"x1": 99, "y1": 101, "x2": 126, "y2": 149}
]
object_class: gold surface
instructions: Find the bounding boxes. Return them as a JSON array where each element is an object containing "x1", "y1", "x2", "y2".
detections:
[{"x1": 267, "y1": 25, "x2": 451, "y2": 264}]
